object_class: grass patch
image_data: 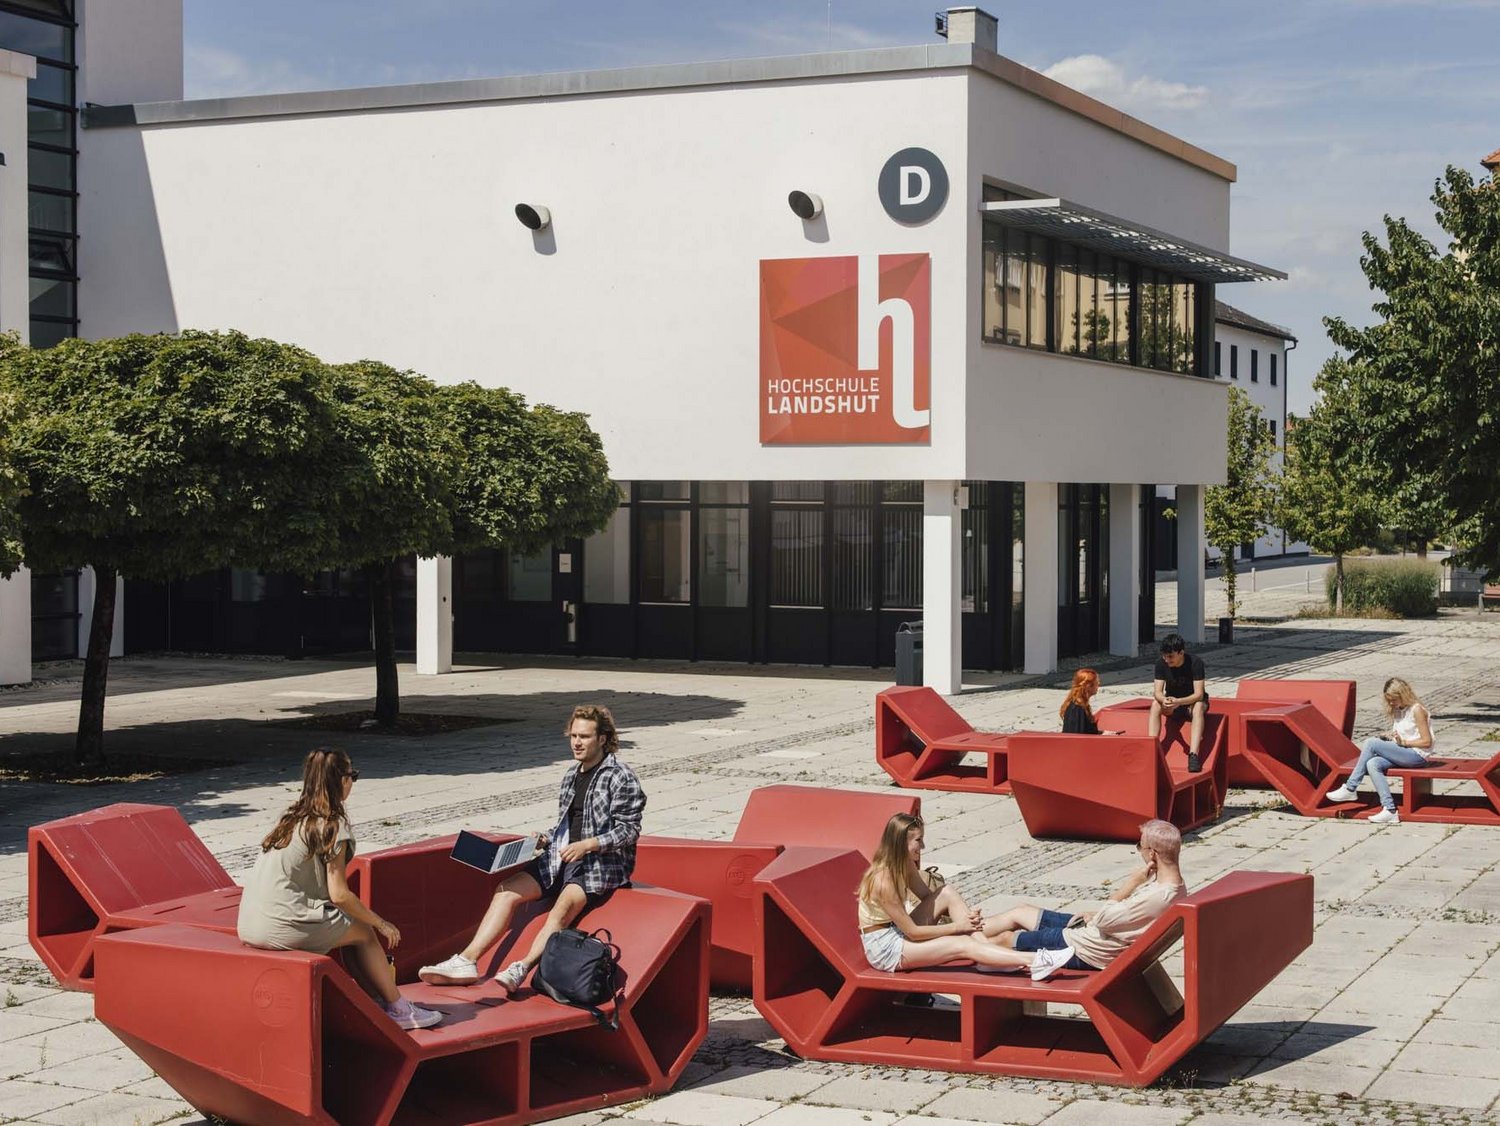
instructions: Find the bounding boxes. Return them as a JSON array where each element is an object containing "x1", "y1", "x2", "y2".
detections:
[
  {"x1": 1293, "y1": 605, "x2": 1399, "y2": 620},
  {"x1": 1483, "y1": 730, "x2": 1500, "y2": 742},
  {"x1": 0, "y1": 751, "x2": 232, "y2": 785},
  {"x1": 277, "y1": 710, "x2": 514, "y2": 736}
]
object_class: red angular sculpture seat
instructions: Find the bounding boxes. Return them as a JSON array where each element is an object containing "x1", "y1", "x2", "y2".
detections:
[
  {"x1": 1240, "y1": 702, "x2": 1500, "y2": 824},
  {"x1": 875, "y1": 686, "x2": 1011, "y2": 793},
  {"x1": 78, "y1": 826, "x2": 708, "y2": 1126},
  {"x1": 28, "y1": 803, "x2": 237, "y2": 990},
  {"x1": 752, "y1": 847, "x2": 1312, "y2": 1086},
  {"x1": 633, "y1": 784, "x2": 919, "y2": 990},
  {"x1": 1004, "y1": 719, "x2": 1228, "y2": 841}
]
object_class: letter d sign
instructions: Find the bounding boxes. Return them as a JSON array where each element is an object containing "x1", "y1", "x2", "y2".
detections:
[{"x1": 879, "y1": 147, "x2": 948, "y2": 224}]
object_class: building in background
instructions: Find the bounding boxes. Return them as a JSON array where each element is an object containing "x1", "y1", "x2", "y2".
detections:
[{"x1": 1, "y1": 5, "x2": 1284, "y2": 692}]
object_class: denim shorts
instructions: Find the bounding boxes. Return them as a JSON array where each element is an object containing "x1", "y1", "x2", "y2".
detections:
[
  {"x1": 861, "y1": 924, "x2": 904, "y2": 972},
  {"x1": 1012, "y1": 909, "x2": 1092, "y2": 969}
]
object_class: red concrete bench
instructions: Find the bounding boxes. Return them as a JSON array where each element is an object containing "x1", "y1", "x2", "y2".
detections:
[
  {"x1": 633, "y1": 783, "x2": 919, "y2": 990},
  {"x1": 1004, "y1": 720, "x2": 1228, "y2": 841},
  {"x1": 752, "y1": 847, "x2": 1311, "y2": 1086},
  {"x1": 29, "y1": 803, "x2": 241, "y2": 990},
  {"x1": 1096, "y1": 678, "x2": 1356, "y2": 789},
  {"x1": 876, "y1": 686, "x2": 1011, "y2": 793},
  {"x1": 44, "y1": 809, "x2": 709, "y2": 1126},
  {"x1": 1241, "y1": 702, "x2": 1500, "y2": 824}
]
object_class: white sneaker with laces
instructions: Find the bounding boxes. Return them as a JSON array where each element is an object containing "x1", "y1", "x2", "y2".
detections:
[
  {"x1": 1030, "y1": 945, "x2": 1074, "y2": 982},
  {"x1": 385, "y1": 997, "x2": 444, "y2": 1030},
  {"x1": 1325, "y1": 785, "x2": 1358, "y2": 803},
  {"x1": 1369, "y1": 808, "x2": 1400, "y2": 825},
  {"x1": 497, "y1": 959, "x2": 530, "y2": 995},
  {"x1": 417, "y1": 953, "x2": 478, "y2": 986}
]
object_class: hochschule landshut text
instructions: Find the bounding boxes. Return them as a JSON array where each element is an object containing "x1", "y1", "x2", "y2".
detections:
[{"x1": 765, "y1": 375, "x2": 882, "y2": 414}]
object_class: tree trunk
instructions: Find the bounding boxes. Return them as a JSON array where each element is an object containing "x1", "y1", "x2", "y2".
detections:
[
  {"x1": 1416, "y1": 539, "x2": 1428, "y2": 559},
  {"x1": 368, "y1": 560, "x2": 400, "y2": 727},
  {"x1": 74, "y1": 565, "x2": 118, "y2": 767},
  {"x1": 1334, "y1": 554, "x2": 1345, "y2": 614},
  {"x1": 1223, "y1": 551, "x2": 1238, "y2": 620}
]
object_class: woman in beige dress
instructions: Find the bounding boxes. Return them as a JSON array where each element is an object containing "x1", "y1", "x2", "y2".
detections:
[{"x1": 237, "y1": 747, "x2": 442, "y2": 1030}]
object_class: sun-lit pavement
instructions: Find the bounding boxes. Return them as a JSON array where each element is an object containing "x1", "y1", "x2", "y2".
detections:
[{"x1": 2, "y1": 598, "x2": 1499, "y2": 1125}]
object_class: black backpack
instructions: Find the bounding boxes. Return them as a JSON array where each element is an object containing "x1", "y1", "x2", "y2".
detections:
[{"x1": 531, "y1": 927, "x2": 623, "y2": 1030}]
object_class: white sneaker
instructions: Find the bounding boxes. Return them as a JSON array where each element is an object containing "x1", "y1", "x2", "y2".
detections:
[
  {"x1": 496, "y1": 959, "x2": 530, "y2": 995},
  {"x1": 1325, "y1": 785, "x2": 1358, "y2": 803},
  {"x1": 417, "y1": 953, "x2": 479, "y2": 986},
  {"x1": 1030, "y1": 945, "x2": 1075, "y2": 982},
  {"x1": 385, "y1": 997, "x2": 443, "y2": 1030},
  {"x1": 1369, "y1": 808, "x2": 1400, "y2": 825}
]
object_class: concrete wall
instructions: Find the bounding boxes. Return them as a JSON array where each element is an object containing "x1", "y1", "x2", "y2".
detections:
[{"x1": 77, "y1": 0, "x2": 183, "y2": 105}]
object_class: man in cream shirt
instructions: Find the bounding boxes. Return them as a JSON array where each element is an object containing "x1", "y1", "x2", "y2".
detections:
[{"x1": 981, "y1": 819, "x2": 1187, "y2": 980}]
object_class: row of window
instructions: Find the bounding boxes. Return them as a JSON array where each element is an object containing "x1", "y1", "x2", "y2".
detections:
[
  {"x1": 981, "y1": 222, "x2": 1205, "y2": 376},
  {"x1": 1, "y1": 0, "x2": 79, "y2": 348},
  {"x1": 1213, "y1": 341, "x2": 1279, "y2": 386}
]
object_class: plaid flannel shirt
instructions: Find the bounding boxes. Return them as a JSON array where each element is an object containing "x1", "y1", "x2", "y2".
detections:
[{"x1": 537, "y1": 753, "x2": 646, "y2": 894}]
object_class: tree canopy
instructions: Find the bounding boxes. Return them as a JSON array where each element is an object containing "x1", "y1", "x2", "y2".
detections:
[
  {"x1": 1205, "y1": 386, "x2": 1278, "y2": 619},
  {"x1": 1322, "y1": 163, "x2": 1500, "y2": 574},
  {"x1": 0, "y1": 368, "x2": 23, "y2": 578}
]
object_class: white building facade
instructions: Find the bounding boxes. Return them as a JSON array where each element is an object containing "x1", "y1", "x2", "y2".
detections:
[{"x1": 1, "y1": 6, "x2": 1283, "y2": 691}]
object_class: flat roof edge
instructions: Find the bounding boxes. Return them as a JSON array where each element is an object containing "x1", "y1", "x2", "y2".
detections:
[{"x1": 81, "y1": 40, "x2": 1235, "y2": 182}]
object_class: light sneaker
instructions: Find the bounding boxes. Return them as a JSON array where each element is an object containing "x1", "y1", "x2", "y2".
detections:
[
  {"x1": 417, "y1": 953, "x2": 479, "y2": 986},
  {"x1": 496, "y1": 960, "x2": 530, "y2": 995},
  {"x1": 1325, "y1": 785, "x2": 1358, "y2": 803},
  {"x1": 1369, "y1": 808, "x2": 1400, "y2": 825},
  {"x1": 1030, "y1": 945, "x2": 1075, "y2": 981},
  {"x1": 385, "y1": 997, "x2": 443, "y2": 1030}
]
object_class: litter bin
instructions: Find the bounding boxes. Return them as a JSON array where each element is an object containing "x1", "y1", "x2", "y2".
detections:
[
  {"x1": 895, "y1": 621, "x2": 924, "y2": 686},
  {"x1": 1218, "y1": 616, "x2": 1234, "y2": 645}
]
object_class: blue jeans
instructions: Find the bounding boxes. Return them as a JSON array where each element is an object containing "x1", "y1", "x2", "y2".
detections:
[
  {"x1": 1347, "y1": 737, "x2": 1430, "y2": 812},
  {"x1": 1012, "y1": 909, "x2": 1093, "y2": 969}
]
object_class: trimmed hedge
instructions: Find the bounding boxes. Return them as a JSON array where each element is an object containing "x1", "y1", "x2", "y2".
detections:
[{"x1": 1326, "y1": 559, "x2": 1439, "y2": 616}]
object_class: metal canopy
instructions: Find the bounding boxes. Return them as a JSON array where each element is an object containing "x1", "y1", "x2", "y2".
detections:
[{"x1": 980, "y1": 198, "x2": 1285, "y2": 283}]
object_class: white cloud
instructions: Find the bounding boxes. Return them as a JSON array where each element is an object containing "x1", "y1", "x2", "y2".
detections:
[
  {"x1": 1041, "y1": 54, "x2": 1208, "y2": 112},
  {"x1": 184, "y1": 43, "x2": 329, "y2": 99}
]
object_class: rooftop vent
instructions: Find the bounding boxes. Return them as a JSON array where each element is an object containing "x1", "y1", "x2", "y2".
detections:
[{"x1": 936, "y1": 6, "x2": 998, "y2": 52}]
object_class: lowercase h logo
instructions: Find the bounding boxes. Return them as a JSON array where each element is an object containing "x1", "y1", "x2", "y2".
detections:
[{"x1": 759, "y1": 254, "x2": 931, "y2": 445}]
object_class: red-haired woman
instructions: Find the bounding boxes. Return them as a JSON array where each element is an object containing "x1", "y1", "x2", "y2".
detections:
[
  {"x1": 1059, "y1": 668, "x2": 1119, "y2": 735},
  {"x1": 237, "y1": 747, "x2": 442, "y2": 1030}
]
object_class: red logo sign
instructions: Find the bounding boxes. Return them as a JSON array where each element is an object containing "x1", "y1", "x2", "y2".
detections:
[{"x1": 760, "y1": 254, "x2": 931, "y2": 445}]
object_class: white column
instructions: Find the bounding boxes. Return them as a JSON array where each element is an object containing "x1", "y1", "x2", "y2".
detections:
[
  {"x1": 921, "y1": 480, "x2": 962, "y2": 695},
  {"x1": 76, "y1": 568, "x2": 125, "y2": 658},
  {"x1": 416, "y1": 555, "x2": 453, "y2": 675},
  {"x1": 1108, "y1": 483, "x2": 1141, "y2": 657},
  {"x1": 0, "y1": 50, "x2": 35, "y2": 338},
  {"x1": 1175, "y1": 484, "x2": 1206, "y2": 644},
  {"x1": 1023, "y1": 481, "x2": 1059, "y2": 675},
  {"x1": 0, "y1": 566, "x2": 30, "y2": 685}
]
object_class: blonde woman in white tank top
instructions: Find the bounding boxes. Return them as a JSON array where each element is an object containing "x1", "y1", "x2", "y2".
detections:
[{"x1": 1326, "y1": 677, "x2": 1435, "y2": 824}]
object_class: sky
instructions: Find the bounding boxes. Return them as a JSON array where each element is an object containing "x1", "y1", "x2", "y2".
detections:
[{"x1": 183, "y1": 1, "x2": 1500, "y2": 417}]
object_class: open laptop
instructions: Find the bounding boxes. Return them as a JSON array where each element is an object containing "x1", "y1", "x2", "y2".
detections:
[{"x1": 449, "y1": 831, "x2": 540, "y2": 876}]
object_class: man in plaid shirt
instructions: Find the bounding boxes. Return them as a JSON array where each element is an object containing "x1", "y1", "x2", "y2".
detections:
[{"x1": 419, "y1": 705, "x2": 646, "y2": 994}]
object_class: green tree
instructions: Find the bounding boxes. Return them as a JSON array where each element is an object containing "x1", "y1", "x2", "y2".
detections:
[
  {"x1": 1323, "y1": 161, "x2": 1500, "y2": 574},
  {"x1": 0, "y1": 331, "x2": 347, "y2": 765},
  {"x1": 1205, "y1": 387, "x2": 1278, "y2": 619},
  {"x1": 1279, "y1": 361, "x2": 1383, "y2": 611},
  {"x1": 0, "y1": 371, "x2": 24, "y2": 577}
]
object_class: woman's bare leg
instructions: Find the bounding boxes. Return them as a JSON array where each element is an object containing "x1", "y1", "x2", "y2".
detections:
[
  {"x1": 899, "y1": 934, "x2": 1031, "y2": 972},
  {"x1": 330, "y1": 922, "x2": 399, "y2": 1005}
]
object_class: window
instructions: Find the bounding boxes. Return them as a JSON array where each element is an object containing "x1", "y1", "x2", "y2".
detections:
[
  {"x1": 1214, "y1": 341, "x2": 1222, "y2": 376},
  {"x1": 1269, "y1": 419, "x2": 1277, "y2": 440},
  {"x1": 1270, "y1": 353, "x2": 1279, "y2": 386},
  {"x1": 698, "y1": 483, "x2": 749, "y2": 607},
  {"x1": 983, "y1": 226, "x2": 1047, "y2": 349},
  {"x1": 638, "y1": 509, "x2": 690, "y2": 603},
  {"x1": 583, "y1": 494, "x2": 630, "y2": 605},
  {"x1": 770, "y1": 509, "x2": 822, "y2": 607},
  {"x1": 1251, "y1": 349, "x2": 1259, "y2": 382},
  {"x1": 1230, "y1": 345, "x2": 1239, "y2": 379},
  {"x1": 507, "y1": 550, "x2": 552, "y2": 602}
]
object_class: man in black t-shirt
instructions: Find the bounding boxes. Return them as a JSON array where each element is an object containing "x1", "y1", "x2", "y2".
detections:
[{"x1": 1150, "y1": 633, "x2": 1208, "y2": 772}]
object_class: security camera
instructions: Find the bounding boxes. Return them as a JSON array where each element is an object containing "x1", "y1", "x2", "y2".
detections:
[
  {"x1": 515, "y1": 203, "x2": 551, "y2": 231},
  {"x1": 788, "y1": 190, "x2": 823, "y2": 220}
]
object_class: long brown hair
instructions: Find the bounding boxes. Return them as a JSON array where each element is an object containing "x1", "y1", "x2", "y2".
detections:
[
  {"x1": 857, "y1": 812, "x2": 922, "y2": 906},
  {"x1": 261, "y1": 747, "x2": 353, "y2": 862},
  {"x1": 1059, "y1": 668, "x2": 1100, "y2": 721},
  {"x1": 566, "y1": 705, "x2": 620, "y2": 754}
]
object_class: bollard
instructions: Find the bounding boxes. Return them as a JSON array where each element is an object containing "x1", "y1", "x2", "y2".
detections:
[{"x1": 1251, "y1": 567, "x2": 1257, "y2": 592}]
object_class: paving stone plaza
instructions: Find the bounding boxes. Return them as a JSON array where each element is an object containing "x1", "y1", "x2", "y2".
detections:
[{"x1": 3, "y1": 582, "x2": 1499, "y2": 1125}]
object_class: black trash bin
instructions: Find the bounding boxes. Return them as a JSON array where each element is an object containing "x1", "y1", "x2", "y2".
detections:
[
  {"x1": 1218, "y1": 616, "x2": 1234, "y2": 644},
  {"x1": 895, "y1": 620, "x2": 924, "y2": 686}
]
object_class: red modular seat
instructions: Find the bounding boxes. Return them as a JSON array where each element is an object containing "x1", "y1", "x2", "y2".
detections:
[
  {"x1": 632, "y1": 784, "x2": 919, "y2": 991},
  {"x1": 1004, "y1": 720, "x2": 1228, "y2": 841},
  {"x1": 752, "y1": 847, "x2": 1312, "y2": 1086},
  {"x1": 875, "y1": 686, "x2": 1012, "y2": 794},
  {"x1": 88, "y1": 831, "x2": 709, "y2": 1126},
  {"x1": 29, "y1": 803, "x2": 239, "y2": 990},
  {"x1": 1239, "y1": 702, "x2": 1500, "y2": 825}
]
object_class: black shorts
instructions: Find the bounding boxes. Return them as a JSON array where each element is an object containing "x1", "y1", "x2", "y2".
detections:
[
  {"x1": 1165, "y1": 697, "x2": 1208, "y2": 721},
  {"x1": 522, "y1": 858, "x2": 615, "y2": 910}
]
